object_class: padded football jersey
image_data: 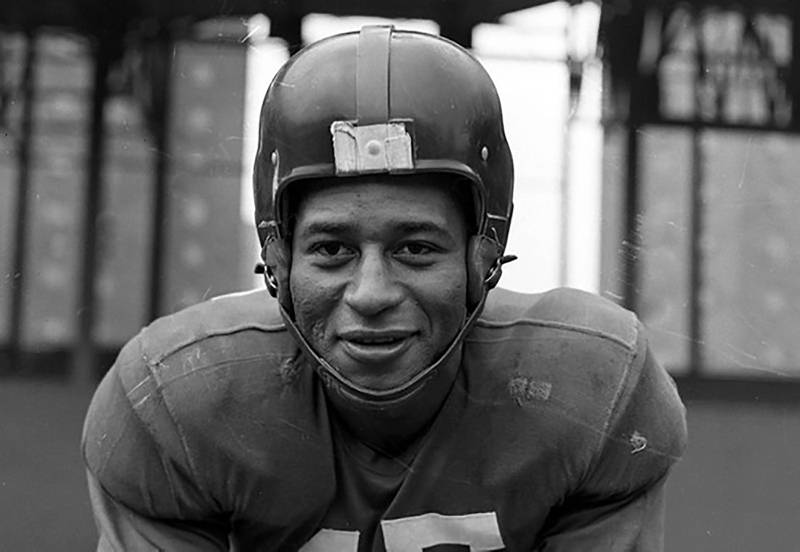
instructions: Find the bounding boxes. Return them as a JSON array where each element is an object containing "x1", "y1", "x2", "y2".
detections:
[{"x1": 82, "y1": 287, "x2": 687, "y2": 551}]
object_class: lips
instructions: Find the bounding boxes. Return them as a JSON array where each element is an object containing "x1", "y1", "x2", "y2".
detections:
[{"x1": 338, "y1": 330, "x2": 415, "y2": 364}]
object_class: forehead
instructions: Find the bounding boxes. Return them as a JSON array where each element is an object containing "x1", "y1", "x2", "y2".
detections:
[{"x1": 292, "y1": 174, "x2": 469, "y2": 234}]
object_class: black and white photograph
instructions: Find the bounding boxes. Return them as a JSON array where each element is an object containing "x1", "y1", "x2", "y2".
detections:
[{"x1": 1, "y1": 1, "x2": 797, "y2": 550}]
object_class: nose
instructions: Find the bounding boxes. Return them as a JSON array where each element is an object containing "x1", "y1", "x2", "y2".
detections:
[{"x1": 344, "y1": 248, "x2": 404, "y2": 317}]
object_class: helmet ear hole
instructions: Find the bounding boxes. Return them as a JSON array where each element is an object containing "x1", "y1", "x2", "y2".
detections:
[
  {"x1": 264, "y1": 239, "x2": 294, "y2": 316},
  {"x1": 466, "y1": 235, "x2": 502, "y2": 311},
  {"x1": 263, "y1": 266, "x2": 279, "y2": 298}
]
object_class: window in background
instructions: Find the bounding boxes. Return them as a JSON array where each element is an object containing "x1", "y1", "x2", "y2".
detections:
[{"x1": 604, "y1": 7, "x2": 800, "y2": 379}]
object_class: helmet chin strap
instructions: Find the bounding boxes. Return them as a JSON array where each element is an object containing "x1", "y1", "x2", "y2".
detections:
[
  {"x1": 259, "y1": 232, "x2": 516, "y2": 450},
  {"x1": 276, "y1": 288, "x2": 488, "y2": 456},
  {"x1": 276, "y1": 289, "x2": 488, "y2": 410},
  {"x1": 262, "y1": 232, "x2": 516, "y2": 409}
]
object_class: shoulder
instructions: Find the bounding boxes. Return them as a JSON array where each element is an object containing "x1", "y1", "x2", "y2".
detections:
[
  {"x1": 465, "y1": 287, "x2": 686, "y2": 480},
  {"x1": 83, "y1": 289, "x2": 295, "y2": 465},
  {"x1": 476, "y1": 286, "x2": 637, "y2": 351},
  {"x1": 82, "y1": 289, "x2": 308, "y2": 514},
  {"x1": 468, "y1": 287, "x2": 640, "y2": 394},
  {"x1": 112, "y1": 288, "x2": 291, "y2": 390},
  {"x1": 136, "y1": 288, "x2": 287, "y2": 361},
  {"x1": 466, "y1": 287, "x2": 642, "y2": 425},
  {"x1": 100, "y1": 288, "x2": 299, "y2": 420},
  {"x1": 84, "y1": 287, "x2": 290, "y2": 414}
]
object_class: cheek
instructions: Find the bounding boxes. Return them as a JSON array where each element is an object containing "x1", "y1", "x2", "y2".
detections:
[
  {"x1": 424, "y1": 267, "x2": 468, "y2": 332},
  {"x1": 443, "y1": 271, "x2": 468, "y2": 304},
  {"x1": 289, "y1": 270, "x2": 336, "y2": 341}
]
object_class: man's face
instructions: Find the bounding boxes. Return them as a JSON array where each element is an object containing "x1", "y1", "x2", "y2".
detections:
[{"x1": 289, "y1": 176, "x2": 469, "y2": 391}]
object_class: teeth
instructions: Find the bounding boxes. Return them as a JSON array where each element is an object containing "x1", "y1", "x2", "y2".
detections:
[{"x1": 355, "y1": 337, "x2": 400, "y2": 344}]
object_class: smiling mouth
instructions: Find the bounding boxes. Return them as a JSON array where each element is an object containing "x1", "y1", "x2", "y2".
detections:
[
  {"x1": 338, "y1": 331, "x2": 415, "y2": 363},
  {"x1": 348, "y1": 335, "x2": 405, "y2": 345}
]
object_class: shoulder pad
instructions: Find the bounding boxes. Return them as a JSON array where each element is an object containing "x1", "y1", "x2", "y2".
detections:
[
  {"x1": 478, "y1": 286, "x2": 637, "y2": 351},
  {"x1": 136, "y1": 289, "x2": 285, "y2": 364}
]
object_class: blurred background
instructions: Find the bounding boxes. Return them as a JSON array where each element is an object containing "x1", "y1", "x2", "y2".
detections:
[{"x1": 1, "y1": 0, "x2": 799, "y2": 549}]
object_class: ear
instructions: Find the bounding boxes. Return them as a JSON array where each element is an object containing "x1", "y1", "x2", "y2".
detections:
[
  {"x1": 263, "y1": 237, "x2": 294, "y2": 316},
  {"x1": 466, "y1": 235, "x2": 503, "y2": 311}
]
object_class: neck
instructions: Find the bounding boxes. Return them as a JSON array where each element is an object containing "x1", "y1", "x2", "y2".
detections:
[
  {"x1": 321, "y1": 347, "x2": 462, "y2": 456},
  {"x1": 278, "y1": 301, "x2": 467, "y2": 453},
  {"x1": 277, "y1": 295, "x2": 486, "y2": 455}
]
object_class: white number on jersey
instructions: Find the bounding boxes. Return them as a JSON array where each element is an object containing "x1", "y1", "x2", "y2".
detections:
[
  {"x1": 299, "y1": 511, "x2": 505, "y2": 551},
  {"x1": 300, "y1": 528, "x2": 359, "y2": 552}
]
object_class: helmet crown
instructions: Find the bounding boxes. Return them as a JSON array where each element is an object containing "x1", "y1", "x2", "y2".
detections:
[{"x1": 254, "y1": 26, "x2": 514, "y2": 249}]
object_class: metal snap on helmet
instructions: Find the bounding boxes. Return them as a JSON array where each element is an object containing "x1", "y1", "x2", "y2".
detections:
[{"x1": 253, "y1": 25, "x2": 515, "y2": 409}]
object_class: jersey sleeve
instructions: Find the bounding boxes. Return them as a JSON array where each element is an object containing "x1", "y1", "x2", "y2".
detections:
[
  {"x1": 81, "y1": 334, "x2": 229, "y2": 551},
  {"x1": 535, "y1": 325, "x2": 688, "y2": 551}
]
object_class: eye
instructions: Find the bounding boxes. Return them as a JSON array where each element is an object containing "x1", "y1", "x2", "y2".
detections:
[
  {"x1": 398, "y1": 242, "x2": 433, "y2": 256},
  {"x1": 308, "y1": 241, "x2": 355, "y2": 266},
  {"x1": 394, "y1": 241, "x2": 439, "y2": 266},
  {"x1": 315, "y1": 242, "x2": 346, "y2": 256}
]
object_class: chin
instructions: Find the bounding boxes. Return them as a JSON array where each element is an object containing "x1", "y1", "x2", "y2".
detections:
[
  {"x1": 331, "y1": 350, "x2": 434, "y2": 390},
  {"x1": 337, "y1": 364, "x2": 420, "y2": 391}
]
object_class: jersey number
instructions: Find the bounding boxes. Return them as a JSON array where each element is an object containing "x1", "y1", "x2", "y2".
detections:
[{"x1": 300, "y1": 511, "x2": 505, "y2": 552}]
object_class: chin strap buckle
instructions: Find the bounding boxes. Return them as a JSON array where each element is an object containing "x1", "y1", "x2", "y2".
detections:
[
  {"x1": 484, "y1": 254, "x2": 518, "y2": 289},
  {"x1": 257, "y1": 222, "x2": 284, "y2": 298},
  {"x1": 254, "y1": 261, "x2": 279, "y2": 297}
]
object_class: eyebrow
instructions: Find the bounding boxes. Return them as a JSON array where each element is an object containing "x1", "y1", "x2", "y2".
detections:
[{"x1": 296, "y1": 219, "x2": 453, "y2": 239}]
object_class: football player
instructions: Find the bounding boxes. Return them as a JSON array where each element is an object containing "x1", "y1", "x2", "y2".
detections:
[{"x1": 82, "y1": 25, "x2": 687, "y2": 551}]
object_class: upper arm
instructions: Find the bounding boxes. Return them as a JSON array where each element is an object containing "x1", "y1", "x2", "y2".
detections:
[
  {"x1": 535, "y1": 328, "x2": 687, "y2": 551},
  {"x1": 82, "y1": 340, "x2": 229, "y2": 550},
  {"x1": 535, "y1": 476, "x2": 668, "y2": 552},
  {"x1": 87, "y1": 470, "x2": 229, "y2": 551}
]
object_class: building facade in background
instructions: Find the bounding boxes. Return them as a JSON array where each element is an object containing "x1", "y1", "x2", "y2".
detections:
[{"x1": 0, "y1": 25, "x2": 252, "y2": 370}]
